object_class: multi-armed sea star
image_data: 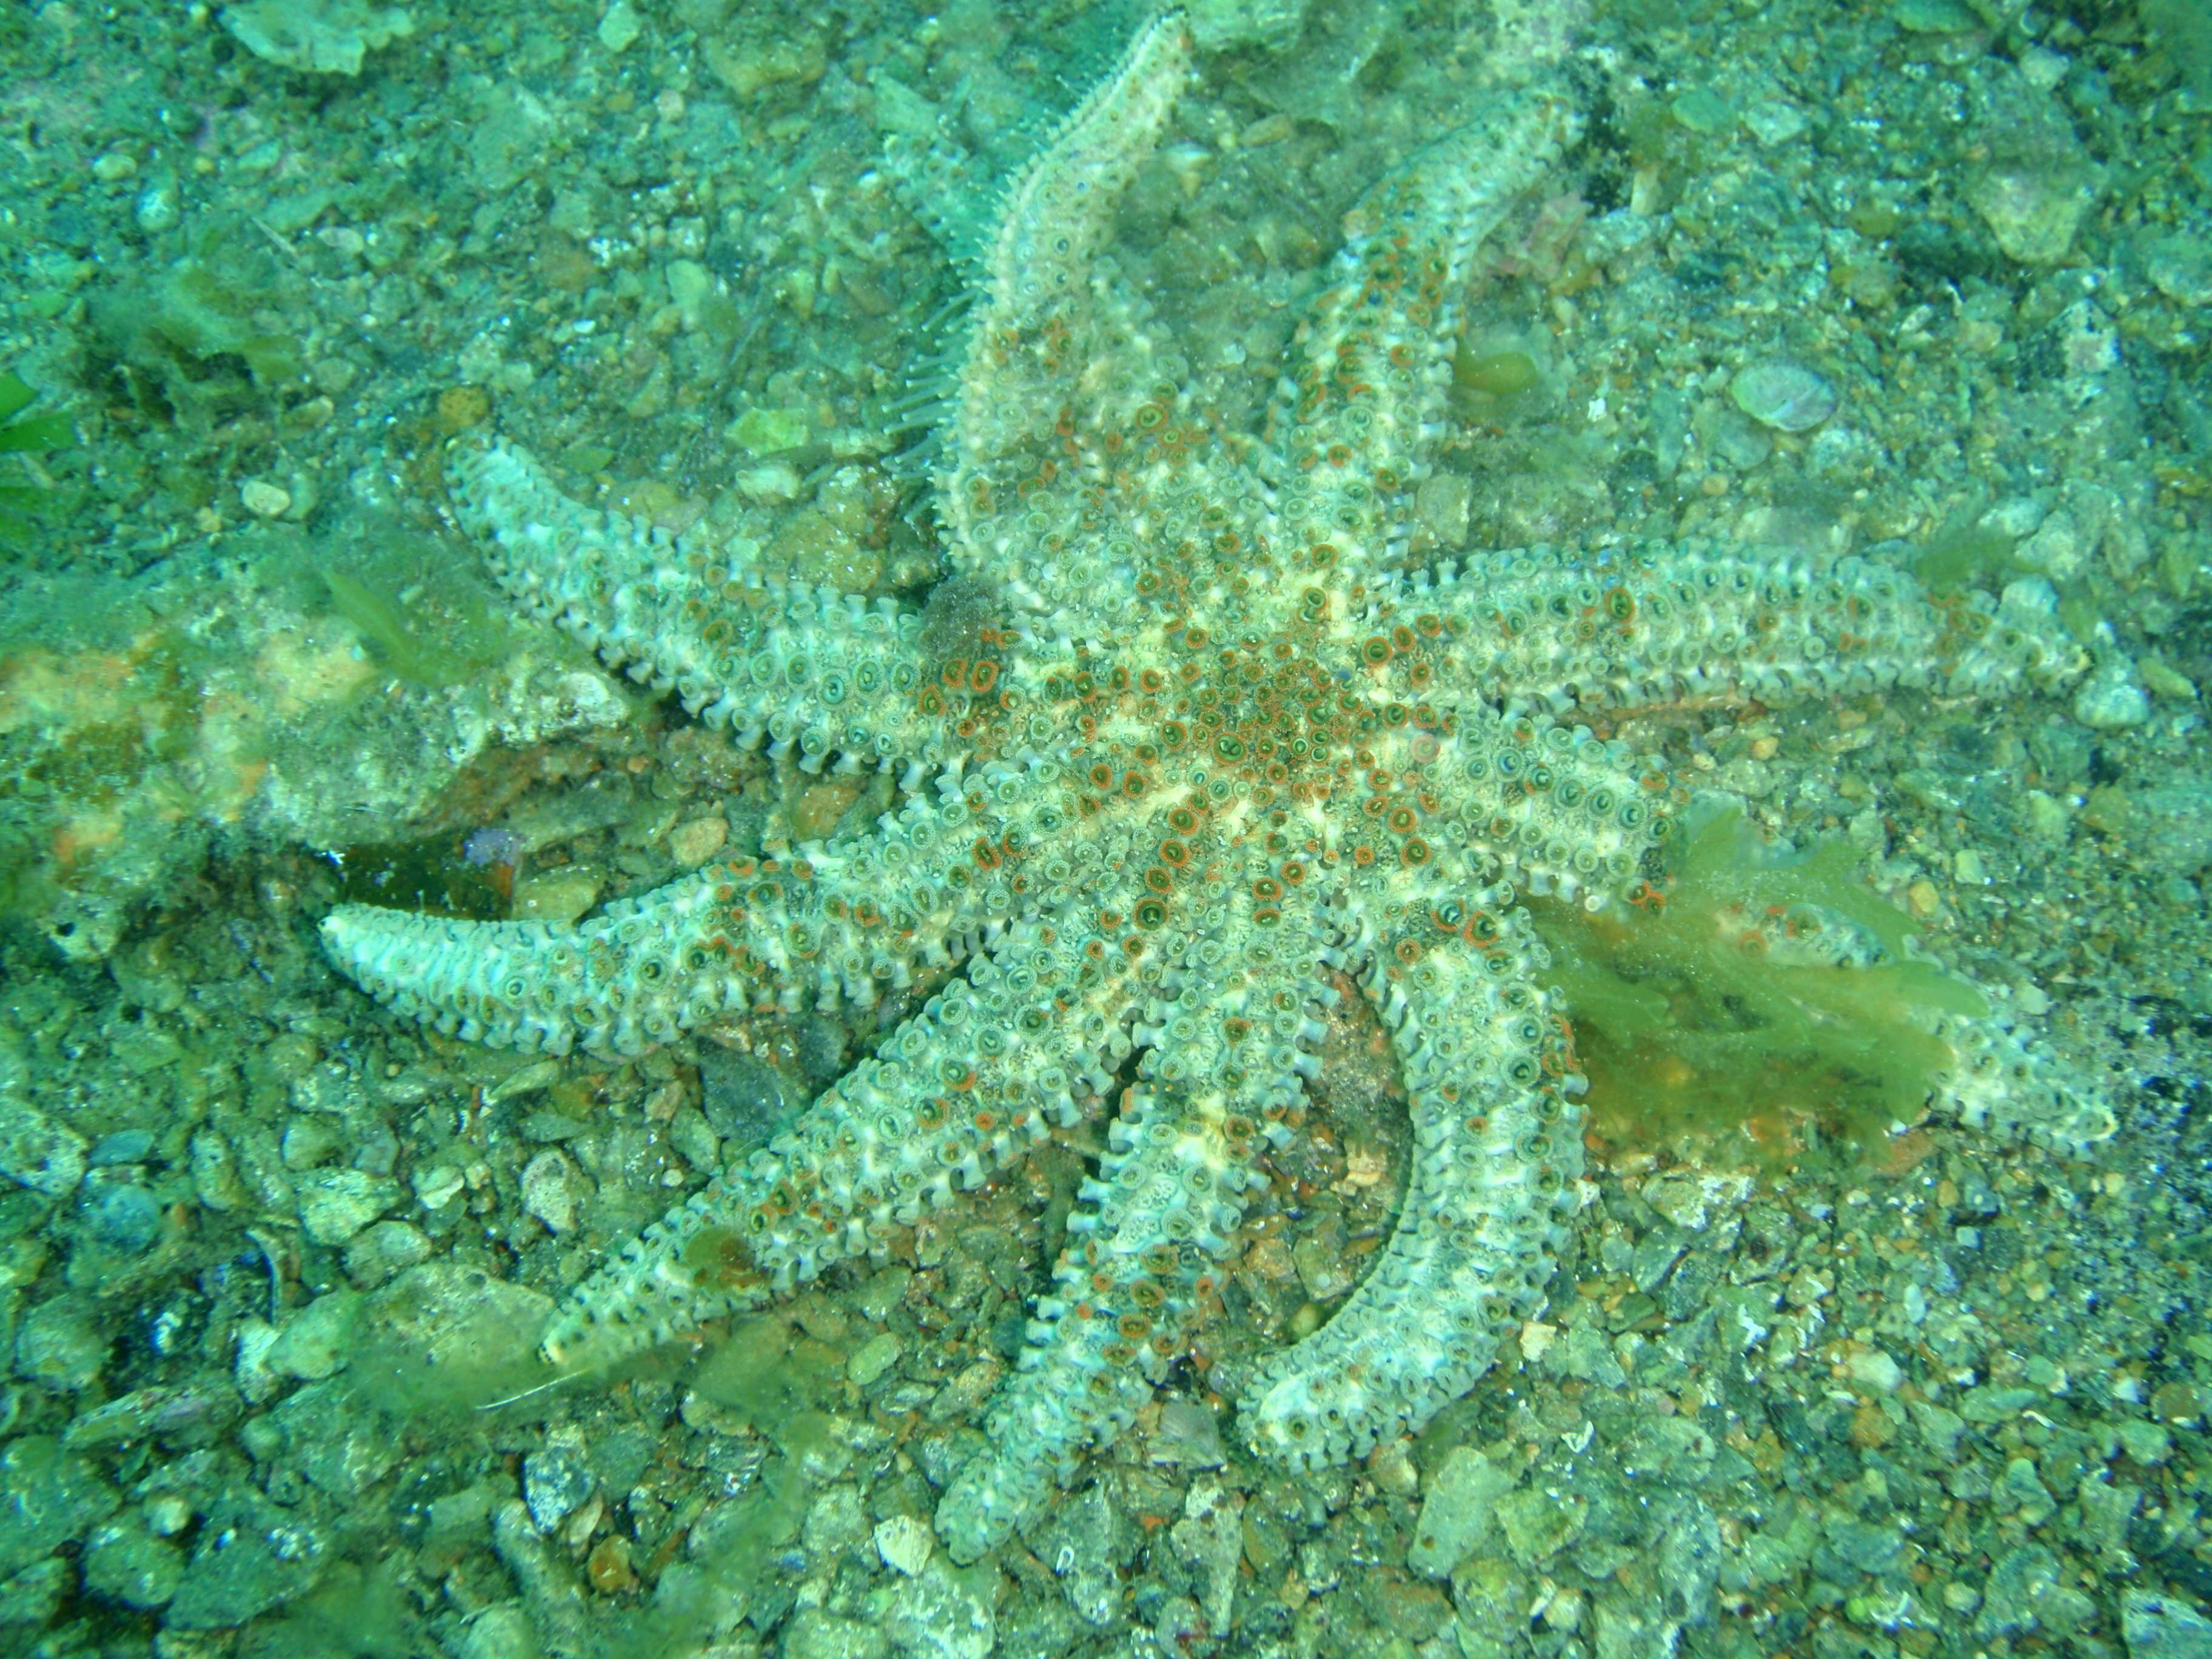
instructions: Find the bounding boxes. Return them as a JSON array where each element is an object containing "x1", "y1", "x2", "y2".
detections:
[{"x1": 321, "y1": 12, "x2": 2111, "y2": 1562}]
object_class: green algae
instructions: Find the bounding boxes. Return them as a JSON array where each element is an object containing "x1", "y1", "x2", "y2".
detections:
[
  {"x1": 303, "y1": 515, "x2": 522, "y2": 687},
  {"x1": 0, "y1": 370, "x2": 75, "y2": 541},
  {"x1": 1912, "y1": 520, "x2": 2020, "y2": 594},
  {"x1": 1452, "y1": 345, "x2": 1542, "y2": 398},
  {"x1": 89, "y1": 221, "x2": 309, "y2": 431},
  {"x1": 1533, "y1": 803, "x2": 1988, "y2": 1168}
]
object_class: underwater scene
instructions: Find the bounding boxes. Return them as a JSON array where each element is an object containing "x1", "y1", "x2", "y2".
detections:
[{"x1": 0, "y1": 1, "x2": 2208, "y2": 1655}]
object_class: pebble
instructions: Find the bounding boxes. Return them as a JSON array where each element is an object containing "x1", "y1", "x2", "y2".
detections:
[
  {"x1": 519, "y1": 1151, "x2": 578, "y2": 1235},
  {"x1": 846, "y1": 1330, "x2": 900, "y2": 1389},
  {"x1": 413, "y1": 1163, "x2": 466, "y2": 1211},
  {"x1": 2129, "y1": 779, "x2": 2212, "y2": 879},
  {"x1": 1729, "y1": 360, "x2": 1837, "y2": 432},
  {"x1": 511, "y1": 870, "x2": 599, "y2": 926},
  {"x1": 0, "y1": 1093, "x2": 87, "y2": 1197},
  {"x1": 265, "y1": 1289, "x2": 363, "y2": 1382},
  {"x1": 457, "y1": 1604, "x2": 541, "y2": 1659},
  {"x1": 667, "y1": 816, "x2": 728, "y2": 866},
  {"x1": 161, "y1": 1496, "x2": 327, "y2": 1630},
  {"x1": 294, "y1": 1168, "x2": 399, "y2": 1246},
  {"x1": 343, "y1": 1219, "x2": 434, "y2": 1288},
  {"x1": 2123, "y1": 1590, "x2": 2212, "y2": 1658},
  {"x1": 1968, "y1": 161, "x2": 2095, "y2": 267},
  {"x1": 2145, "y1": 233, "x2": 2212, "y2": 307},
  {"x1": 1408, "y1": 1446, "x2": 1512, "y2": 1577},
  {"x1": 80, "y1": 1182, "x2": 162, "y2": 1255},
  {"x1": 873, "y1": 1513, "x2": 933, "y2": 1577},
  {"x1": 2071, "y1": 660, "x2": 2151, "y2": 730},
  {"x1": 597, "y1": 0, "x2": 643, "y2": 52},
  {"x1": 782, "y1": 1607, "x2": 891, "y2": 1659},
  {"x1": 882, "y1": 1558, "x2": 994, "y2": 1659},
  {"x1": 240, "y1": 478, "x2": 291, "y2": 519},
  {"x1": 63, "y1": 1383, "x2": 240, "y2": 1450},
  {"x1": 16, "y1": 1296, "x2": 108, "y2": 1393},
  {"x1": 729, "y1": 406, "x2": 810, "y2": 457},
  {"x1": 87, "y1": 1129, "x2": 155, "y2": 1167},
  {"x1": 81, "y1": 1516, "x2": 186, "y2": 1609},
  {"x1": 522, "y1": 1430, "x2": 595, "y2": 1531},
  {"x1": 0, "y1": 1558, "x2": 70, "y2": 1626}
]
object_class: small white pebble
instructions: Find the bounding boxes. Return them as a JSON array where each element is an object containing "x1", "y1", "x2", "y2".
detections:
[
  {"x1": 240, "y1": 479, "x2": 291, "y2": 519},
  {"x1": 874, "y1": 1513, "x2": 933, "y2": 1577}
]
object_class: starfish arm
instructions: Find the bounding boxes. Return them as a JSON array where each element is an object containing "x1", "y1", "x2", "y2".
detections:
[
  {"x1": 1237, "y1": 891, "x2": 1584, "y2": 1467},
  {"x1": 321, "y1": 753, "x2": 1102, "y2": 1056},
  {"x1": 538, "y1": 908, "x2": 1158, "y2": 1374},
  {"x1": 452, "y1": 441, "x2": 954, "y2": 774},
  {"x1": 1265, "y1": 85, "x2": 1583, "y2": 572},
  {"x1": 938, "y1": 15, "x2": 1195, "y2": 629},
  {"x1": 1407, "y1": 540, "x2": 2086, "y2": 718},
  {"x1": 937, "y1": 922, "x2": 1336, "y2": 1563},
  {"x1": 1427, "y1": 703, "x2": 1682, "y2": 914}
]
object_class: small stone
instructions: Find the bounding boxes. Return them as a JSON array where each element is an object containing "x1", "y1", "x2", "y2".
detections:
[
  {"x1": 1291, "y1": 1232, "x2": 1354, "y2": 1301},
  {"x1": 729, "y1": 406, "x2": 811, "y2": 457},
  {"x1": 265, "y1": 1290, "x2": 364, "y2": 1382},
  {"x1": 82, "y1": 1516, "x2": 186, "y2": 1609},
  {"x1": 1409, "y1": 1445, "x2": 1513, "y2": 1577},
  {"x1": 2072, "y1": 661, "x2": 2151, "y2": 730},
  {"x1": 222, "y1": 0, "x2": 414, "y2": 75},
  {"x1": 597, "y1": 0, "x2": 643, "y2": 52},
  {"x1": 0, "y1": 1557, "x2": 70, "y2": 1627},
  {"x1": 2022, "y1": 789, "x2": 2073, "y2": 842},
  {"x1": 1894, "y1": 0, "x2": 1980, "y2": 32},
  {"x1": 16, "y1": 1297, "x2": 108, "y2": 1393},
  {"x1": 512, "y1": 870, "x2": 600, "y2": 925},
  {"x1": 80, "y1": 1182, "x2": 163, "y2": 1255},
  {"x1": 522, "y1": 1429, "x2": 595, "y2": 1530},
  {"x1": 2016, "y1": 509, "x2": 2086, "y2": 581},
  {"x1": 2152, "y1": 1379, "x2": 2204, "y2": 1425},
  {"x1": 874, "y1": 1513, "x2": 933, "y2": 1577},
  {"x1": 667, "y1": 816, "x2": 728, "y2": 867},
  {"x1": 1148, "y1": 1398, "x2": 1224, "y2": 1468},
  {"x1": 586, "y1": 1533, "x2": 635, "y2": 1594},
  {"x1": 2123, "y1": 1590, "x2": 2212, "y2": 1657},
  {"x1": 164, "y1": 1494, "x2": 329, "y2": 1629},
  {"x1": 457, "y1": 1604, "x2": 541, "y2": 1659},
  {"x1": 1842, "y1": 1347, "x2": 1904, "y2": 1392},
  {"x1": 1968, "y1": 160, "x2": 2098, "y2": 266},
  {"x1": 344, "y1": 1219, "x2": 434, "y2": 1288},
  {"x1": 882, "y1": 1557, "x2": 994, "y2": 1659},
  {"x1": 1729, "y1": 360, "x2": 1837, "y2": 432},
  {"x1": 413, "y1": 1163, "x2": 466, "y2": 1211},
  {"x1": 240, "y1": 479, "x2": 291, "y2": 518},
  {"x1": 847, "y1": 1330, "x2": 900, "y2": 1389},
  {"x1": 2144, "y1": 233, "x2": 2212, "y2": 307},
  {"x1": 295, "y1": 1168, "x2": 398, "y2": 1245},
  {"x1": 519, "y1": 1151, "x2": 578, "y2": 1235},
  {"x1": 1849, "y1": 1401, "x2": 1897, "y2": 1449},
  {"x1": 0, "y1": 1090, "x2": 87, "y2": 1198},
  {"x1": 782, "y1": 1607, "x2": 891, "y2": 1659},
  {"x1": 1415, "y1": 472, "x2": 1472, "y2": 548}
]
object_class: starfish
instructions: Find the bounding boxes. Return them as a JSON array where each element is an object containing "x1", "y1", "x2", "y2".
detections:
[{"x1": 320, "y1": 12, "x2": 2110, "y2": 1563}]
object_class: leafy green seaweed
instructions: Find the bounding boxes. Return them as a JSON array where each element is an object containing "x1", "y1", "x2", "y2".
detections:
[
  {"x1": 1533, "y1": 802, "x2": 1989, "y2": 1168},
  {"x1": 0, "y1": 370, "x2": 75, "y2": 540}
]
